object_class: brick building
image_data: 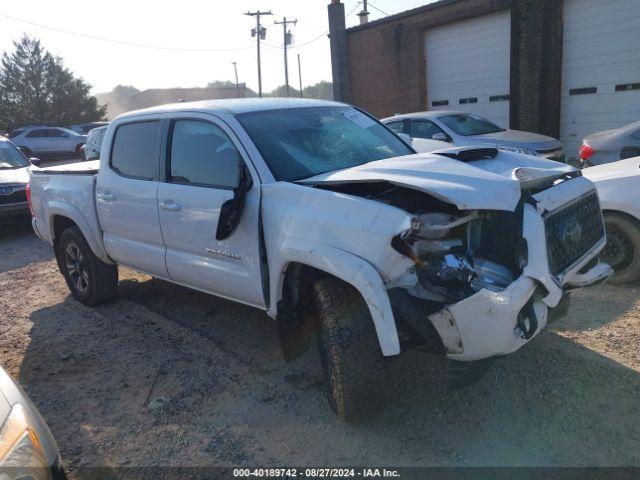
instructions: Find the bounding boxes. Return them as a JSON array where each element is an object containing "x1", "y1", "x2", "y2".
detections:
[{"x1": 328, "y1": 0, "x2": 640, "y2": 159}]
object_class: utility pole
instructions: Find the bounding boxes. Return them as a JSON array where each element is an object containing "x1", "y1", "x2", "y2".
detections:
[
  {"x1": 232, "y1": 61, "x2": 239, "y2": 97},
  {"x1": 297, "y1": 54, "x2": 303, "y2": 98},
  {"x1": 274, "y1": 16, "x2": 297, "y2": 97},
  {"x1": 245, "y1": 10, "x2": 272, "y2": 97}
]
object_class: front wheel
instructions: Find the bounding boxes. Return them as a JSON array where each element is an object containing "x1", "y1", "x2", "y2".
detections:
[
  {"x1": 601, "y1": 213, "x2": 640, "y2": 285},
  {"x1": 312, "y1": 277, "x2": 386, "y2": 422},
  {"x1": 56, "y1": 226, "x2": 118, "y2": 305}
]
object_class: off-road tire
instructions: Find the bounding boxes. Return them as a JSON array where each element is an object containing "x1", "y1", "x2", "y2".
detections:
[
  {"x1": 56, "y1": 226, "x2": 118, "y2": 305},
  {"x1": 602, "y1": 213, "x2": 640, "y2": 285},
  {"x1": 312, "y1": 277, "x2": 386, "y2": 422}
]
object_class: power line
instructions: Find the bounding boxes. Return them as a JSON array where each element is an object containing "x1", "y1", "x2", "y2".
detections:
[
  {"x1": 0, "y1": 12, "x2": 254, "y2": 53},
  {"x1": 367, "y1": 2, "x2": 389, "y2": 16},
  {"x1": 263, "y1": 2, "x2": 361, "y2": 50}
]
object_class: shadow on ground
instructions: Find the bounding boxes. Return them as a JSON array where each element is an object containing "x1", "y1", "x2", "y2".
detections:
[
  {"x1": 0, "y1": 220, "x2": 52, "y2": 273},
  {"x1": 15, "y1": 275, "x2": 640, "y2": 475}
]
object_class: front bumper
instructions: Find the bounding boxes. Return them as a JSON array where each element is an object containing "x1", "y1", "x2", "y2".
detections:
[{"x1": 429, "y1": 176, "x2": 612, "y2": 361}]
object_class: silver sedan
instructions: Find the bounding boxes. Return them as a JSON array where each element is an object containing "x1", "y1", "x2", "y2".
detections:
[{"x1": 579, "y1": 120, "x2": 640, "y2": 167}]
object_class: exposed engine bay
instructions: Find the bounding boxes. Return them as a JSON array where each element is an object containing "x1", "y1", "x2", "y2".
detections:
[
  {"x1": 320, "y1": 180, "x2": 527, "y2": 305},
  {"x1": 393, "y1": 208, "x2": 526, "y2": 304}
]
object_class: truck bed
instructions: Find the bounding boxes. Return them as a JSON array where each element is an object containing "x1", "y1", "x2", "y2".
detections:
[
  {"x1": 29, "y1": 161, "x2": 104, "y2": 256},
  {"x1": 34, "y1": 160, "x2": 100, "y2": 175}
]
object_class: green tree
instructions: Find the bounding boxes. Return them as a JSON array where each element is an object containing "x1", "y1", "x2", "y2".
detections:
[
  {"x1": 0, "y1": 35, "x2": 105, "y2": 131},
  {"x1": 269, "y1": 84, "x2": 301, "y2": 98},
  {"x1": 303, "y1": 81, "x2": 333, "y2": 100}
]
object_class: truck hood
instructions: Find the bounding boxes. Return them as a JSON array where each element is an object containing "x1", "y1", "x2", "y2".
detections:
[
  {"x1": 472, "y1": 129, "x2": 562, "y2": 151},
  {"x1": 0, "y1": 166, "x2": 30, "y2": 185},
  {"x1": 300, "y1": 150, "x2": 576, "y2": 211}
]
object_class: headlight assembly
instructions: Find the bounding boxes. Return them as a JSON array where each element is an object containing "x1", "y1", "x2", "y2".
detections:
[{"x1": 0, "y1": 403, "x2": 52, "y2": 480}]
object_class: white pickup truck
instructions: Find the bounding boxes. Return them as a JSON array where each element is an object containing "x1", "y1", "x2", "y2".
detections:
[{"x1": 29, "y1": 99, "x2": 612, "y2": 421}]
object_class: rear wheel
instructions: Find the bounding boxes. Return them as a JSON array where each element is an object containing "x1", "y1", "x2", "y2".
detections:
[
  {"x1": 20, "y1": 147, "x2": 32, "y2": 157},
  {"x1": 601, "y1": 213, "x2": 640, "y2": 285},
  {"x1": 56, "y1": 226, "x2": 118, "y2": 305},
  {"x1": 312, "y1": 277, "x2": 386, "y2": 422}
]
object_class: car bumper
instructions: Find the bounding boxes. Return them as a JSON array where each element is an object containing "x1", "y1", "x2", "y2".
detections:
[
  {"x1": 0, "y1": 202, "x2": 29, "y2": 220},
  {"x1": 429, "y1": 176, "x2": 612, "y2": 361}
]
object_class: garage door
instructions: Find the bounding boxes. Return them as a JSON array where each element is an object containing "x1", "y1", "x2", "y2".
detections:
[
  {"x1": 561, "y1": 0, "x2": 640, "y2": 161},
  {"x1": 424, "y1": 10, "x2": 511, "y2": 128}
]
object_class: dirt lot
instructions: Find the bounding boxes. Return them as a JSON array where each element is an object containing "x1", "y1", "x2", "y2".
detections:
[{"x1": 1, "y1": 221, "x2": 640, "y2": 477}]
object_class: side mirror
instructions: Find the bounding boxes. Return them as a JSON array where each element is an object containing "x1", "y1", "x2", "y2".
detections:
[
  {"x1": 215, "y1": 157, "x2": 253, "y2": 241},
  {"x1": 397, "y1": 133, "x2": 412, "y2": 146},
  {"x1": 29, "y1": 157, "x2": 43, "y2": 167},
  {"x1": 432, "y1": 132, "x2": 450, "y2": 142}
]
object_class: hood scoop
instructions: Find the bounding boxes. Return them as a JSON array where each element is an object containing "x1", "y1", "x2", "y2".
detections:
[{"x1": 434, "y1": 147, "x2": 498, "y2": 162}]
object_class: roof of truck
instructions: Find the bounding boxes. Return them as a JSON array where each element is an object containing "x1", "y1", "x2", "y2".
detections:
[{"x1": 116, "y1": 98, "x2": 344, "y2": 120}]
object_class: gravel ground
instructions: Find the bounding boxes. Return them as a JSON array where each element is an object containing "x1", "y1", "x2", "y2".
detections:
[{"x1": 1, "y1": 221, "x2": 639, "y2": 478}]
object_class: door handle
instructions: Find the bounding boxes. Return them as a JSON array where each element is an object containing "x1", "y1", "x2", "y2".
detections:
[
  {"x1": 159, "y1": 200, "x2": 181, "y2": 212},
  {"x1": 97, "y1": 192, "x2": 116, "y2": 202}
]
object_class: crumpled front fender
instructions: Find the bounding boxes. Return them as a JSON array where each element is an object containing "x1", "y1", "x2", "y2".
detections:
[{"x1": 270, "y1": 237, "x2": 401, "y2": 356}]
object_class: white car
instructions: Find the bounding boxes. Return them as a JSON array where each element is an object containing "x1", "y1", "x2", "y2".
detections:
[
  {"x1": 9, "y1": 127, "x2": 86, "y2": 159},
  {"x1": 382, "y1": 111, "x2": 566, "y2": 162},
  {"x1": 0, "y1": 365, "x2": 64, "y2": 478},
  {"x1": 0, "y1": 137, "x2": 32, "y2": 221},
  {"x1": 582, "y1": 157, "x2": 640, "y2": 284},
  {"x1": 28, "y1": 99, "x2": 611, "y2": 421}
]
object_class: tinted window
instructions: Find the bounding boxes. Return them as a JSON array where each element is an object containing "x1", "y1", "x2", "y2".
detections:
[
  {"x1": 26, "y1": 129, "x2": 48, "y2": 138},
  {"x1": 48, "y1": 128, "x2": 68, "y2": 137},
  {"x1": 410, "y1": 120, "x2": 445, "y2": 139},
  {"x1": 438, "y1": 114, "x2": 505, "y2": 136},
  {"x1": 169, "y1": 120, "x2": 240, "y2": 188},
  {"x1": 237, "y1": 106, "x2": 413, "y2": 182},
  {"x1": 8, "y1": 129, "x2": 24, "y2": 138},
  {"x1": 111, "y1": 121, "x2": 160, "y2": 180},
  {"x1": 385, "y1": 121, "x2": 405, "y2": 134}
]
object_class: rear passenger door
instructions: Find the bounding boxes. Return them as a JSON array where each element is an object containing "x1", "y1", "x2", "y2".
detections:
[
  {"x1": 96, "y1": 120, "x2": 169, "y2": 278},
  {"x1": 157, "y1": 114, "x2": 265, "y2": 308}
]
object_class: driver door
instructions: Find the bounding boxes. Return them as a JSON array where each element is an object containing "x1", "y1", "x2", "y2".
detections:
[{"x1": 157, "y1": 115, "x2": 265, "y2": 308}]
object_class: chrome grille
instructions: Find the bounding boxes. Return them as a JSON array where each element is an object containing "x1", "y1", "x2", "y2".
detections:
[{"x1": 544, "y1": 191, "x2": 604, "y2": 276}]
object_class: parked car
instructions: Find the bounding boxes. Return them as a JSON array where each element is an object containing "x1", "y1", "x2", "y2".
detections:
[
  {"x1": 382, "y1": 111, "x2": 566, "y2": 162},
  {"x1": 0, "y1": 136, "x2": 32, "y2": 221},
  {"x1": 578, "y1": 120, "x2": 640, "y2": 168},
  {"x1": 80, "y1": 125, "x2": 108, "y2": 161},
  {"x1": 9, "y1": 127, "x2": 86, "y2": 159},
  {"x1": 69, "y1": 122, "x2": 109, "y2": 135},
  {"x1": 0, "y1": 364, "x2": 65, "y2": 478},
  {"x1": 582, "y1": 157, "x2": 640, "y2": 284},
  {"x1": 29, "y1": 99, "x2": 611, "y2": 421}
]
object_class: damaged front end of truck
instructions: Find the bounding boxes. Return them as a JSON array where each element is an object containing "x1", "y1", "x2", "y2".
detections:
[{"x1": 301, "y1": 147, "x2": 612, "y2": 386}]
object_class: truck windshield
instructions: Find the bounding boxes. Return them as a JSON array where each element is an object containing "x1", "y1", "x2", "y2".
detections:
[
  {"x1": 439, "y1": 113, "x2": 505, "y2": 136},
  {"x1": 236, "y1": 106, "x2": 413, "y2": 181},
  {"x1": 0, "y1": 141, "x2": 30, "y2": 169}
]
